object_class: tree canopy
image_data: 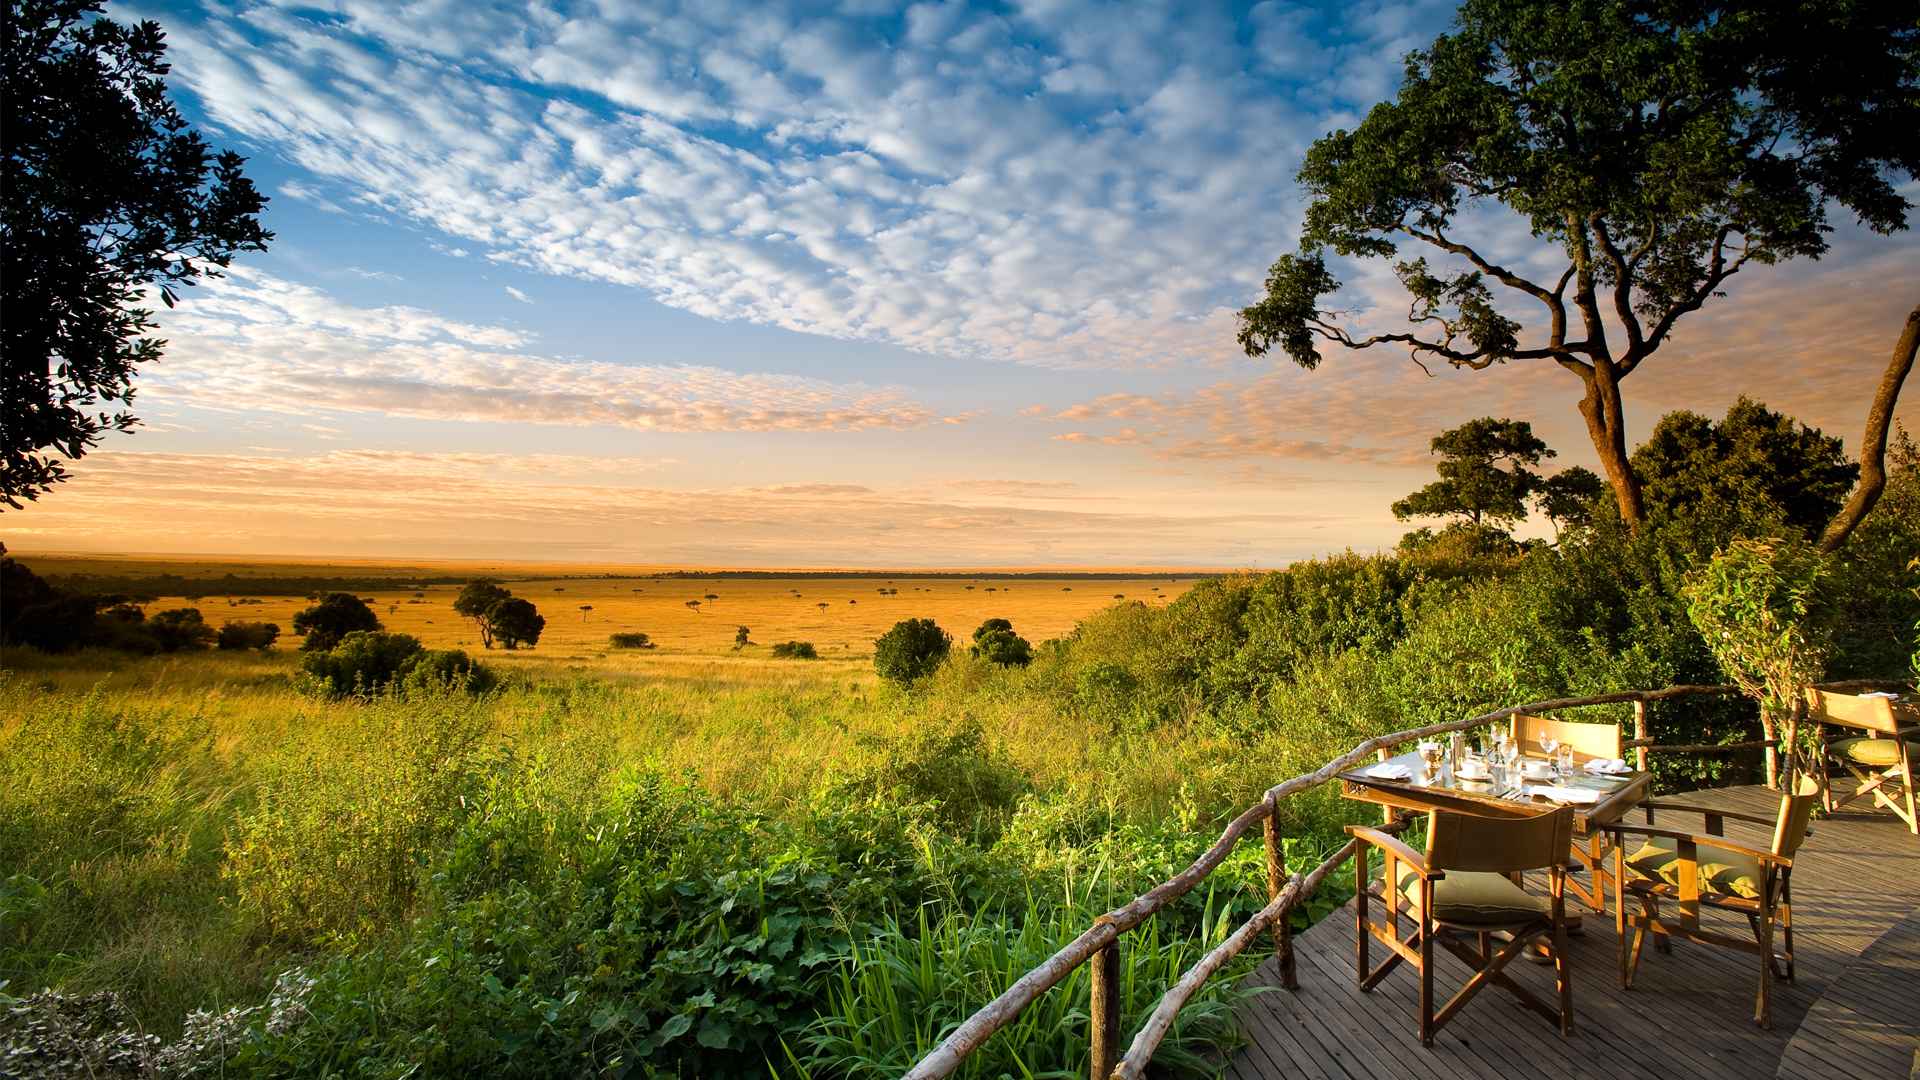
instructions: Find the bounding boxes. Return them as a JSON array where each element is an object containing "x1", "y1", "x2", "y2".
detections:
[
  {"x1": 874, "y1": 618, "x2": 951, "y2": 685},
  {"x1": 1632, "y1": 397, "x2": 1858, "y2": 534},
  {"x1": 3, "y1": 0, "x2": 270, "y2": 505},
  {"x1": 1238, "y1": 0, "x2": 1917, "y2": 539},
  {"x1": 487, "y1": 598, "x2": 545, "y2": 650},
  {"x1": 1535, "y1": 466, "x2": 1605, "y2": 532},
  {"x1": 453, "y1": 580, "x2": 511, "y2": 648},
  {"x1": 1392, "y1": 417, "x2": 1552, "y2": 528},
  {"x1": 292, "y1": 593, "x2": 381, "y2": 653}
]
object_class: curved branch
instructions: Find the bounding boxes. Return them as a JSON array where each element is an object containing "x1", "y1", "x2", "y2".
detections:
[
  {"x1": 1819, "y1": 299, "x2": 1920, "y2": 552},
  {"x1": 1634, "y1": 225, "x2": 1749, "y2": 370},
  {"x1": 1401, "y1": 224, "x2": 1570, "y2": 347},
  {"x1": 1589, "y1": 215, "x2": 1645, "y2": 355}
]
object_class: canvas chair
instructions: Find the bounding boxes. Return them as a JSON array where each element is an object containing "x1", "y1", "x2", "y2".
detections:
[
  {"x1": 1602, "y1": 776, "x2": 1818, "y2": 1028},
  {"x1": 1806, "y1": 688, "x2": 1918, "y2": 835},
  {"x1": 1511, "y1": 713, "x2": 1625, "y2": 912},
  {"x1": 1349, "y1": 806, "x2": 1578, "y2": 1047}
]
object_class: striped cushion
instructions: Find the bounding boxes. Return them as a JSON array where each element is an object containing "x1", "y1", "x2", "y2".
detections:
[{"x1": 1624, "y1": 836, "x2": 1764, "y2": 899}]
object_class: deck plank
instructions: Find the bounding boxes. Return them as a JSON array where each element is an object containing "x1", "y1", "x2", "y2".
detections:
[{"x1": 1228, "y1": 785, "x2": 1920, "y2": 1080}]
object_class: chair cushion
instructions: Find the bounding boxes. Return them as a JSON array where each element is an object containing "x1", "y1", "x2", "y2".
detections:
[
  {"x1": 1624, "y1": 835, "x2": 1764, "y2": 899},
  {"x1": 1831, "y1": 737, "x2": 1915, "y2": 769},
  {"x1": 1395, "y1": 868, "x2": 1548, "y2": 928}
]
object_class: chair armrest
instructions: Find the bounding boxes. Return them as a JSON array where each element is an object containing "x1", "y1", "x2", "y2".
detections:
[
  {"x1": 1636, "y1": 800, "x2": 1778, "y2": 828},
  {"x1": 1599, "y1": 822, "x2": 1791, "y2": 867},
  {"x1": 1345, "y1": 825, "x2": 1435, "y2": 877}
]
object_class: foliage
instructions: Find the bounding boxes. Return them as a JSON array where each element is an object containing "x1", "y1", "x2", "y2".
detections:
[
  {"x1": 873, "y1": 618, "x2": 952, "y2": 685},
  {"x1": 1535, "y1": 466, "x2": 1605, "y2": 532},
  {"x1": 1631, "y1": 397, "x2": 1858, "y2": 535},
  {"x1": 772, "y1": 640, "x2": 819, "y2": 659},
  {"x1": 453, "y1": 579, "x2": 512, "y2": 648},
  {"x1": 145, "y1": 607, "x2": 214, "y2": 652},
  {"x1": 1391, "y1": 417, "x2": 1552, "y2": 528},
  {"x1": 839, "y1": 719, "x2": 1029, "y2": 841},
  {"x1": 400, "y1": 648, "x2": 498, "y2": 696},
  {"x1": 970, "y1": 617, "x2": 1033, "y2": 667},
  {"x1": 1685, "y1": 536, "x2": 1836, "y2": 778},
  {"x1": 296, "y1": 631, "x2": 424, "y2": 699},
  {"x1": 216, "y1": 620, "x2": 279, "y2": 651},
  {"x1": 2, "y1": 0, "x2": 271, "y2": 505},
  {"x1": 290, "y1": 592, "x2": 380, "y2": 652},
  {"x1": 734, "y1": 625, "x2": 752, "y2": 649},
  {"x1": 608, "y1": 631, "x2": 655, "y2": 649},
  {"x1": 487, "y1": 596, "x2": 546, "y2": 650},
  {"x1": 222, "y1": 691, "x2": 493, "y2": 942},
  {"x1": 1236, "y1": 0, "x2": 1919, "y2": 523}
]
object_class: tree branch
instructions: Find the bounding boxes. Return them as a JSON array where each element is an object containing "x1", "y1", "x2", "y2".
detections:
[
  {"x1": 1400, "y1": 224, "x2": 1570, "y2": 346},
  {"x1": 1819, "y1": 298, "x2": 1920, "y2": 552},
  {"x1": 1633, "y1": 225, "x2": 1749, "y2": 371},
  {"x1": 1589, "y1": 215, "x2": 1645, "y2": 355}
]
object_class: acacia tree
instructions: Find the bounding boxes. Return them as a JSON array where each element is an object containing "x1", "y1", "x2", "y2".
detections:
[
  {"x1": 453, "y1": 579, "x2": 510, "y2": 648},
  {"x1": 1534, "y1": 466, "x2": 1604, "y2": 533},
  {"x1": 1237, "y1": 0, "x2": 1917, "y2": 542},
  {"x1": 1392, "y1": 417, "x2": 1551, "y2": 529},
  {"x1": 3, "y1": 0, "x2": 271, "y2": 505}
]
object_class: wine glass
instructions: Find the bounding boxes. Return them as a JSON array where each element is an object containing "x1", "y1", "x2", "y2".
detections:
[
  {"x1": 1540, "y1": 734, "x2": 1560, "y2": 775},
  {"x1": 1419, "y1": 741, "x2": 1445, "y2": 784},
  {"x1": 1556, "y1": 743, "x2": 1574, "y2": 778}
]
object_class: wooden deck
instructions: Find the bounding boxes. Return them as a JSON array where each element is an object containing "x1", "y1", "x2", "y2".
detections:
[{"x1": 1227, "y1": 785, "x2": 1920, "y2": 1080}]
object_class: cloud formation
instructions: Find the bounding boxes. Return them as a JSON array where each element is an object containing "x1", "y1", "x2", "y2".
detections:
[
  {"x1": 156, "y1": 0, "x2": 1455, "y2": 370},
  {"x1": 144, "y1": 267, "x2": 954, "y2": 433}
]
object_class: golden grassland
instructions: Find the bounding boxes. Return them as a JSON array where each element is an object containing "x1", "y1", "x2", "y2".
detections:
[{"x1": 13, "y1": 551, "x2": 1204, "y2": 661}]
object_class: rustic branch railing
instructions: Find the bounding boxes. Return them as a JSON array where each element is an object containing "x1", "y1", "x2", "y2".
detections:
[{"x1": 901, "y1": 677, "x2": 1911, "y2": 1080}]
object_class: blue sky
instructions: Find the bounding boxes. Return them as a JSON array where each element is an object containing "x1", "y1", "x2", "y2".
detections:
[{"x1": 11, "y1": 0, "x2": 1917, "y2": 567}]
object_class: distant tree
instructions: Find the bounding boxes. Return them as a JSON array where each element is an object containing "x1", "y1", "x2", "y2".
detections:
[
  {"x1": 146, "y1": 607, "x2": 214, "y2": 651},
  {"x1": 874, "y1": 618, "x2": 951, "y2": 685},
  {"x1": 486, "y1": 598, "x2": 544, "y2": 650},
  {"x1": 3, "y1": 0, "x2": 271, "y2": 505},
  {"x1": 291, "y1": 593, "x2": 380, "y2": 652},
  {"x1": 971, "y1": 618, "x2": 1033, "y2": 667},
  {"x1": 453, "y1": 580, "x2": 511, "y2": 648},
  {"x1": 1392, "y1": 418, "x2": 1552, "y2": 530},
  {"x1": 1631, "y1": 398, "x2": 1858, "y2": 534},
  {"x1": 704, "y1": 592, "x2": 719, "y2": 603},
  {"x1": 684, "y1": 599, "x2": 703, "y2": 615},
  {"x1": 578, "y1": 604, "x2": 593, "y2": 622},
  {"x1": 608, "y1": 631, "x2": 655, "y2": 649},
  {"x1": 1535, "y1": 466, "x2": 1606, "y2": 534},
  {"x1": 771, "y1": 640, "x2": 818, "y2": 659},
  {"x1": 217, "y1": 619, "x2": 279, "y2": 651},
  {"x1": 1236, "y1": 0, "x2": 1918, "y2": 532},
  {"x1": 816, "y1": 602, "x2": 828, "y2": 615},
  {"x1": 733, "y1": 625, "x2": 751, "y2": 649}
]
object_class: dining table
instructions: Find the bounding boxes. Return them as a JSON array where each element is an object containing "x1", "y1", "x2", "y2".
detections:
[{"x1": 1337, "y1": 747, "x2": 1653, "y2": 916}]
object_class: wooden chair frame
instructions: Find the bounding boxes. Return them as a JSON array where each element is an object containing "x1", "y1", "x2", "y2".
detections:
[
  {"x1": 1602, "y1": 782, "x2": 1816, "y2": 1029},
  {"x1": 1806, "y1": 689, "x2": 1918, "y2": 835},
  {"x1": 1511, "y1": 713, "x2": 1626, "y2": 915},
  {"x1": 1349, "y1": 808, "x2": 1576, "y2": 1047}
]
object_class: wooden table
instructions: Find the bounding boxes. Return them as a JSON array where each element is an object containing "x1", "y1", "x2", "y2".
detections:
[{"x1": 1339, "y1": 749, "x2": 1652, "y2": 914}]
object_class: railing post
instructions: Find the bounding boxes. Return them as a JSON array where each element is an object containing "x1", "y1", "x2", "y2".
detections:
[
  {"x1": 1632, "y1": 698, "x2": 1649, "y2": 772},
  {"x1": 1262, "y1": 793, "x2": 1298, "y2": 989},
  {"x1": 1090, "y1": 936, "x2": 1120, "y2": 1080}
]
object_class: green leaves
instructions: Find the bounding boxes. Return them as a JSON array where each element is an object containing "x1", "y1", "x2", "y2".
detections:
[{"x1": 1235, "y1": 251, "x2": 1339, "y2": 369}]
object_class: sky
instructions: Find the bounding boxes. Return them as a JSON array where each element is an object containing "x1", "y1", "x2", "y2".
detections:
[{"x1": 9, "y1": 0, "x2": 1917, "y2": 569}]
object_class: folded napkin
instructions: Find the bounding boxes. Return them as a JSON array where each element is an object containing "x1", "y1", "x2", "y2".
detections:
[
  {"x1": 1584, "y1": 758, "x2": 1631, "y2": 775},
  {"x1": 1362, "y1": 762, "x2": 1412, "y2": 780},
  {"x1": 1863, "y1": 691, "x2": 1900, "y2": 699},
  {"x1": 1524, "y1": 785, "x2": 1601, "y2": 805}
]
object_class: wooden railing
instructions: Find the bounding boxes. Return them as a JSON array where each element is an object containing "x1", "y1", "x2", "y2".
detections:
[{"x1": 901, "y1": 677, "x2": 1909, "y2": 1080}]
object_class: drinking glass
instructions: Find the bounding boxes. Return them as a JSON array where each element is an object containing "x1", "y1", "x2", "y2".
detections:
[
  {"x1": 1419, "y1": 742, "x2": 1445, "y2": 783},
  {"x1": 1556, "y1": 744, "x2": 1574, "y2": 777},
  {"x1": 1540, "y1": 734, "x2": 1560, "y2": 763}
]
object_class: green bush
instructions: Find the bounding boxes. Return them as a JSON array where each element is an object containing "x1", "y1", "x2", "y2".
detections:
[
  {"x1": 608, "y1": 631, "x2": 656, "y2": 649},
  {"x1": 400, "y1": 648, "x2": 498, "y2": 695},
  {"x1": 970, "y1": 618, "x2": 1033, "y2": 666},
  {"x1": 296, "y1": 631, "x2": 424, "y2": 698},
  {"x1": 772, "y1": 640, "x2": 818, "y2": 659},
  {"x1": 291, "y1": 593, "x2": 380, "y2": 652},
  {"x1": 873, "y1": 619, "x2": 951, "y2": 684},
  {"x1": 216, "y1": 620, "x2": 280, "y2": 651},
  {"x1": 839, "y1": 719, "x2": 1029, "y2": 842},
  {"x1": 145, "y1": 608, "x2": 216, "y2": 652}
]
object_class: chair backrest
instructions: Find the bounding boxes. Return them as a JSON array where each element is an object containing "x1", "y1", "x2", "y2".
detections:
[
  {"x1": 1804, "y1": 688, "x2": 1900, "y2": 735},
  {"x1": 1426, "y1": 807, "x2": 1575, "y2": 874},
  {"x1": 1772, "y1": 775, "x2": 1821, "y2": 859},
  {"x1": 1511, "y1": 713, "x2": 1622, "y2": 762}
]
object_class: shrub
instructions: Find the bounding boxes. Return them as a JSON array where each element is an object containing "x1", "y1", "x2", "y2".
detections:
[
  {"x1": 216, "y1": 619, "x2": 280, "y2": 651},
  {"x1": 145, "y1": 608, "x2": 215, "y2": 652},
  {"x1": 291, "y1": 593, "x2": 380, "y2": 652},
  {"x1": 971, "y1": 618, "x2": 1033, "y2": 666},
  {"x1": 873, "y1": 618, "x2": 951, "y2": 685},
  {"x1": 296, "y1": 631, "x2": 424, "y2": 698},
  {"x1": 772, "y1": 640, "x2": 818, "y2": 659},
  {"x1": 608, "y1": 632, "x2": 656, "y2": 649},
  {"x1": 839, "y1": 719, "x2": 1028, "y2": 840},
  {"x1": 399, "y1": 649, "x2": 498, "y2": 695}
]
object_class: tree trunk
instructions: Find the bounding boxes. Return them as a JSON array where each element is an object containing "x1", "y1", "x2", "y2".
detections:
[
  {"x1": 1578, "y1": 361, "x2": 1645, "y2": 527},
  {"x1": 1819, "y1": 299, "x2": 1920, "y2": 553}
]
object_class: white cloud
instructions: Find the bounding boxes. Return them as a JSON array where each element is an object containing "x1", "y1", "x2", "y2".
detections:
[
  {"x1": 155, "y1": 1, "x2": 1453, "y2": 370},
  {"x1": 143, "y1": 267, "x2": 958, "y2": 434},
  {"x1": 504, "y1": 285, "x2": 532, "y2": 304}
]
